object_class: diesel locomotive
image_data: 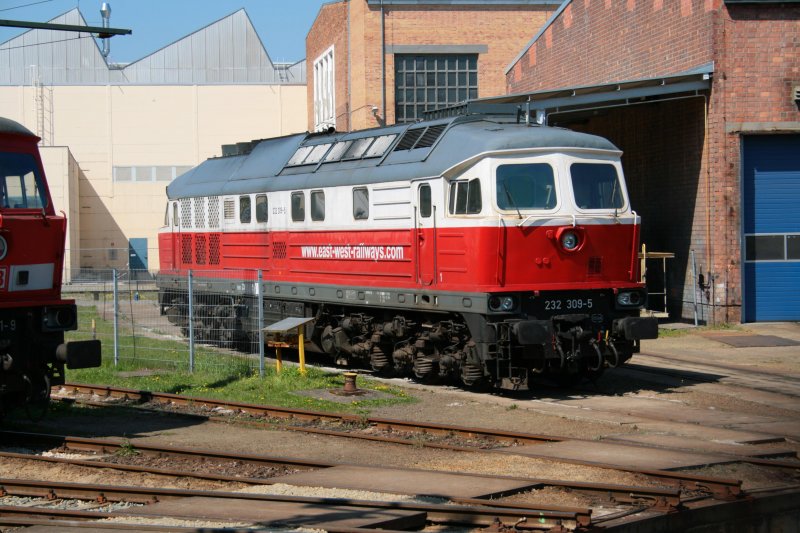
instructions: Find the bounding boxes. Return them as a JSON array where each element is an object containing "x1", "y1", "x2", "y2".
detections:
[
  {"x1": 157, "y1": 114, "x2": 657, "y2": 390},
  {"x1": 0, "y1": 117, "x2": 100, "y2": 416}
]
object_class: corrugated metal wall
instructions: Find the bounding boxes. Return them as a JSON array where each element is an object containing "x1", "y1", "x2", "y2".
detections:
[{"x1": 0, "y1": 8, "x2": 306, "y2": 86}]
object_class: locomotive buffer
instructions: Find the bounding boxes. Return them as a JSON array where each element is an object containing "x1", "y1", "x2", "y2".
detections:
[{"x1": 263, "y1": 317, "x2": 315, "y2": 374}]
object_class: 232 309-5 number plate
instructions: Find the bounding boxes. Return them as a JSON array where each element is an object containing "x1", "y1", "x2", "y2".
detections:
[{"x1": 543, "y1": 298, "x2": 594, "y2": 311}]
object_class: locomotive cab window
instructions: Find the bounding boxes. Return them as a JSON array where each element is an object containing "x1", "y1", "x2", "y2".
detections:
[
  {"x1": 448, "y1": 178, "x2": 481, "y2": 215},
  {"x1": 239, "y1": 195, "x2": 251, "y2": 224},
  {"x1": 291, "y1": 191, "x2": 305, "y2": 222},
  {"x1": 353, "y1": 187, "x2": 369, "y2": 220},
  {"x1": 311, "y1": 190, "x2": 325, "y2": 221},
  {"x1": 419, "y1": 184, "x2": 432, "y2": 218},
  {"x1": 255, "y1": 194, "x2": 268, "y2": 223},
  {"x1": 496, "y1": 163, "x2": 556, "y2": 210},
  {"x1": 570, "y1": 163, "x2": 624, "y2": 210},
  {"x1": 0, "y1": 152, "x2": 47, "y2": 209}
]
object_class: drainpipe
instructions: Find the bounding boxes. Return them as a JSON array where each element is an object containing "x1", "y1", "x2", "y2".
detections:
[
  {"x1": 347, "y1": 0, "x2": 351, "y2": 131},
  {"x1": 380, "y1": 0, "x2": 386, "y2": 122}
]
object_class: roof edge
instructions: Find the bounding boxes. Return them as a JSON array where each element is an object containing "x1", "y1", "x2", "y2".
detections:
[{"x1": 504, "y1": 0, "x2": 571, "y2": 75}]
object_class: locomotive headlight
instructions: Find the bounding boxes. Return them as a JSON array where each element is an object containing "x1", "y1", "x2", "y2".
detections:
[
  {"x1": 489, "y1": 295, "x2": 515, "y2": 312},
  {"x1": 560, "y1": 231, "x2": 580, "y2": 251},
  {"x1": 616, "y1": 291, "x2": 643, "y2": 307},
  {"x1": 0, "y1": 236, "x2": 7, "y2": 261}
]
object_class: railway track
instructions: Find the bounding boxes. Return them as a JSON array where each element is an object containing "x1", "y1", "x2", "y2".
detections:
[
  {"x1": 0, "y1": 475, "x2": 595, "y2": 530},
  {"x1": 51, "y1": 383, "x2": 798, "y2": 487},
  {"x1": 54, "y1": 382, "x2": 561, "y2": 448},
  {"x1": 2, "y1": 452, "x2": 798, "y2": 532}
]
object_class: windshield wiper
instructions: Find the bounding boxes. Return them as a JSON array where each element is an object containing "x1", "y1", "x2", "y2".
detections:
[{"x1": 502, "y1": 181, "x2": 522, "y2": 219}]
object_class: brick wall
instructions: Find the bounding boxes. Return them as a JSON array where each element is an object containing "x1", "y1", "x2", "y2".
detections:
[
  {"x1": 707, "y1": 5, "x2": 800, "y2": 322},
  {"x1": 308, "y1": 1, "x2": 556, "y2": 131},
  {"x1": 507, "y1": 0, "x2": 716, "y2": 94},
  {"x1": 306, "y1": 1, "x2": 349, "y2": 132}
]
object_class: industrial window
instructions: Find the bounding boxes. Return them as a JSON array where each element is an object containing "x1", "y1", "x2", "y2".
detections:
[
  {"x1": 255, "y1": 194, "x2": 268, "y2": 223},
  {"x1": 113, "y1": 165, "x2": 192, "y2": 182},
  {"x1": 313, "y1": 46, "x2": 335, "y2": 131},
  {"x1": 291, "y1": 191, "x2": 305, "y2": 222},
  {"x1": 310, "y1": 190, "x2": 325, "y2": 221},
  {"x1": 353, "y1": 187, "x2": 369, "y2": 220},
  {"x1": 745, "y1": 234, "x2": 800, "y2": 262},
  {"x1": 448, "y1": 178, "x2": 481, "y2": 215},
  {"x1": 570, "y1": 163, "x2": 624, "y2": 210},
  {"x1": 395, "y1": 54, "x2": 478, "y2": 123},
  {"x1": 419, "y1": 184, "x2": 432, "y2": 218},
  {"x1": 239, "y1": 195, "x2": 251, "y2": 224},
  {"x1": 496, "y1": 163, "x2": 556, "y2": 210}
]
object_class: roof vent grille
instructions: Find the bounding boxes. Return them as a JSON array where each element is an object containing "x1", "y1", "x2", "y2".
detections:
[
  {"x1": 414, "y1": 124, "x2": 446, "y2": 149},
  {"x1": 394, "y1": 128, "x2": 424, "y2": 151}
]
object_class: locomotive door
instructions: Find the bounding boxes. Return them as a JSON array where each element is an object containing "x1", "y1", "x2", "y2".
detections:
[{"x1": 415, "y1": 182, "x2": 436, "y2": 286}]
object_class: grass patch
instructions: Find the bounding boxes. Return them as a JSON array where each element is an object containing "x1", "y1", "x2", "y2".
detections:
[
  {"x1": 66, "y1": 305, "x2": 413, "y2": 415},
  {"x1": 656, "y1": 322, "x2": 745, "y2": 338}
]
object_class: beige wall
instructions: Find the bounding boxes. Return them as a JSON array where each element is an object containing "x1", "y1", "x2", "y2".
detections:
[
  {"x1": 40, "y1": 146, "x2": 82, "y2": 281},
  {"x1": 0, "y1": 84, "x2": 307, "y2": 271}
]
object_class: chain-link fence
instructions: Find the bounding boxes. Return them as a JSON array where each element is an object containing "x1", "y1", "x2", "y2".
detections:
[{"x1": 64, "y1": 268, "x2": 274, "y2": 376}]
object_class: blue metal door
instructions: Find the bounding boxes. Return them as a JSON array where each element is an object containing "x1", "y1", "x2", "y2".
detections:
[
  {"x1": 129, "y1": 238, "x2": 149, "y2": 272},
  {"x1": 742, "y1": 135, "x2": 800, "y2": 322}
]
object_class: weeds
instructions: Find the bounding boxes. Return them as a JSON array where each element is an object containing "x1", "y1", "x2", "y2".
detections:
[{"x1": 115, "y1": 439, "x2": 139, "y2": 457}]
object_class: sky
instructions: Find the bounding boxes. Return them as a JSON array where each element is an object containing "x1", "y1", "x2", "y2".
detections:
[{"x1": 0, "y1": 0, "x2": 331, "y2": 64}]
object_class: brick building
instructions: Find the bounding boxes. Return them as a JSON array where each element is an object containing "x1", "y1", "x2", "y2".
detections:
[
  {"x1": 305, "y1": 0, "x2": 560, "y2": 132},
  {"x1": 500, "y1": 0, "x2": 800, "y2": 323}
]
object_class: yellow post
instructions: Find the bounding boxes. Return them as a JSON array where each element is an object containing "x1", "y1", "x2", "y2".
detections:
[
  {"x1": 275, "y1": 346, "x2": 282, "y2": 373},
  {"x1": 91, "y1": 319, "x2": 97, "y2": 340},
  {"x1": 298, "y1": 331, "x2": 307, "y2": 375}
]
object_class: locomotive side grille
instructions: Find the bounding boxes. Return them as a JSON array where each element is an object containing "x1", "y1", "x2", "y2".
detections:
[
  {"x1": 588, "y1": 256, "x2": 603, "y2": 275},
  {"x1": 195, "y1": 234, "x2": 207, "y2": 265},
  {"x1": 193, "y1": 197, "x2": 206, "y2": 229},
  {"x1": 223, "y1": 199, "x2": 235, "y2": 220},
  {"x1": 208, "y1": 196, "x2": 220, "y2": 229},
  {"x1": 209, "y1": 234, "x2": 221, "y2": 265},
  {"x1": 181, "y1": 235, "x2": 193, "y2": 265},
  {"x1": 273, "y1": 241, "x2": 287, "y2": 259},
  {"x1": 394, "y1": 128, "x2": 424, "y2": 151},
  {"x1": 180, "y1": 199, "x2": 192, "y2": 229},
  {"x1": 415, "y1": 124, "x2": 446, "y2": 149}
]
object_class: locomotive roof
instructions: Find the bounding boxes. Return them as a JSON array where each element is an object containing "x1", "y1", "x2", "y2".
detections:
[
  {"x1": 0, "y1": 117, "x2": 37, "y2": 138},
  {"x1": 167, "y1": 115, "x2": 619, "y2": 200}
]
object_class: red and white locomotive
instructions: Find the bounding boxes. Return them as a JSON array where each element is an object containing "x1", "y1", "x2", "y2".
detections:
[
  {"x1": 157, "y1": 114, "x2": 657, "y2": 390},
  {"x1": 0, "y1": 117, "x2": 100, "y2": 416}
]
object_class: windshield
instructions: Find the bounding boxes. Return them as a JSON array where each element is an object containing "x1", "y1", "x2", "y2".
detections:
[
  {"x1": 0, "y1": 152, "x2": 48, "y2": 209},
  {"x1": 571, "y1": 163, "x2": 624, "y2": 209},
  {"x1": 496, "y1": 163, "x2": 556, "y2": 210}
]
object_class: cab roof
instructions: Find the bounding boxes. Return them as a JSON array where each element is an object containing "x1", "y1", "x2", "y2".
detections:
[{"x1": 167, "y1": 115, "x2": 619, "y2": 200}]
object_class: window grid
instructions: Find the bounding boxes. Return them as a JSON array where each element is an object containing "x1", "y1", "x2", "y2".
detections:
[{"x1": 395, "y1": 54, "x2": 478, "y2": 123}]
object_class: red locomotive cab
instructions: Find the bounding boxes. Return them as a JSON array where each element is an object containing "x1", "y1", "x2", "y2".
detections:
[
  {"x1": 0, "y1": 119, "x2": 66, "y2": 304},
  {"x1": 0, "y1": 117, "x2": 100, "y2": 416}
]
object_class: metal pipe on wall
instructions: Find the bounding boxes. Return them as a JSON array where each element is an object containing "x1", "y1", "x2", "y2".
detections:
[{"x1": 380, "y1": 0, "x2": 386, "y2": 121}]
